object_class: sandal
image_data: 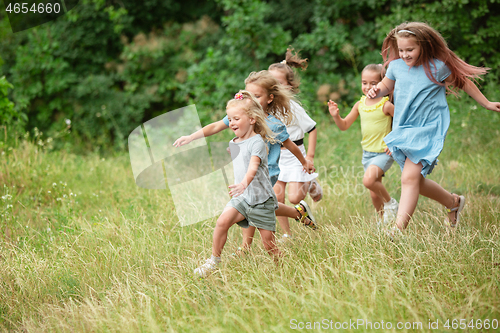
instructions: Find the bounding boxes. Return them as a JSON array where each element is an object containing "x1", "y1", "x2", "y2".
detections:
[
  {"x1": 294, "y1": 200, "x2": 317, "y2": 230},
  {"x1": 308, "y1": 179, "x2": 323, "y2": 202},
  {"x1": 445, "y1": 193, "x2": 465, "y2": 228}
]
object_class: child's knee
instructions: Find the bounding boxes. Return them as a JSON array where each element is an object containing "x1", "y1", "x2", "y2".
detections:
[
  {"x1": 401, "y1": 172, "x2": 420, "y2": 186},
  {"x1": 288, "y1": 193, "x2": 304, "y2": 205},
  {"x1": 363, "y1": 173, "x2": 378, "y2": 188},
  {"x1": 216, "y1": 216, "x2": 233, "y2": 229}
]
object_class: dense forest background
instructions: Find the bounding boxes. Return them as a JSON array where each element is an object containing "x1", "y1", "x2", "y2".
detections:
[{"x1": 1, "y1": 0, "x2": 499, "y2": 151}]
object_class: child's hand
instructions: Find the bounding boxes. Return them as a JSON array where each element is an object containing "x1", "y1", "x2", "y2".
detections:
[
  {"x1": 367, "y1": 86, "x2": 379, "y2": 99},
  {"x1": 228, "y1": 183, "x2": 246, "y2": 197},
  {"x1": 485, "y1": 101, "x2": 500, "y2": 113},
  {"x1": 384, "y1": 147, "x2": 392, "y2": 156},
  {"x1": 173, "y1": 135, "x2": 193, "y2": 147},
  {"x1": 328, "y1": 100, "x2": 340, "y2": 117},
  {"x1": 303, "y1": 158, "x2": 315, "y2": 174}
]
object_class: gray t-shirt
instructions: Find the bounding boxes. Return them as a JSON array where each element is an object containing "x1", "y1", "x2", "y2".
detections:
[{"x1": 229, "y1": 134, "x2": 277, "y2": 207}]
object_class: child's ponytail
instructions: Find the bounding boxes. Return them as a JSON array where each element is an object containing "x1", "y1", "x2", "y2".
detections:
[{"x1": 268, "y1": 47, "x2": 308, "y2": 93}]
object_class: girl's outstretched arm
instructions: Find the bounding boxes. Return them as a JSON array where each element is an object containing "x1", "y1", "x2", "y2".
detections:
[
  {"x1": 453, "y1": 77, "x2": 500, "y2": 112},
  {"x1": 328, "y1": 100, "x2": 360, "y2": 131},
  {"x1": 367, "y1": 77, "x2": 395, "y2": 99},
  {"x1": 173, "y1": 120, "x2": 229, "y2": 147},
  {"x1": 228, "y1": 156, "x2": 261, "y2": 197},
  {"x1": 282, "y1": 139, "x2": 315, "y2": 173}
]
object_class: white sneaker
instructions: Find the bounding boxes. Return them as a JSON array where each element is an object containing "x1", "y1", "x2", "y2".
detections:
[
  {"x1": 194, "y1": 258, "x2": 219, "y2": 277},
  {"x1": 386, "y1": 226, "x2": 404, "y2": 242},
  {"x1": 308, "y1": 179, "x2": 323, "y2": 202},
  {"x1": 278, "y1": 233, "x2": 292, "y2": 244},
  {"x1": 383, "y1": 198, "x2": 398, "y2": 226}
]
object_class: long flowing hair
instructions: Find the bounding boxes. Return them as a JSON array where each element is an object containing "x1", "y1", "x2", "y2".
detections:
[
  {"x1": 244, "y1": 70, "x2": 295, "y2": 126},
  {"x1": 381, "y1": 22, "x2": 487, "y2": 95}
]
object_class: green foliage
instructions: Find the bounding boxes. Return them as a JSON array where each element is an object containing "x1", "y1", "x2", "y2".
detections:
[
  {"x1": 181, "y1": 0, "x2": 292, "y2": 122},
  {"x1": 1, "y1": 0, "x2": 500, "y2": 150},
  {"x1": 0, "y1": 76, "x2": 26, "y2": 132}
]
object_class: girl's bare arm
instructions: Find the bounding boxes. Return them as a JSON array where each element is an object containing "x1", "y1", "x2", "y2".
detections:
[
  {"x1": 455, "y1": 77, "x2": 500, "y2": 112},
  {"x1": 173, "y1": 120, "x2": 229, "y2": 147},
  {"x1": 228, "y1": 156, "x2": 261, "y2": 197},
  {"x1": 367, "y1": 77, "x2": 395, "y2": 99},
  {"x1": 306, "y1": 128, "x2": 317, "y2": 160},
  {"x1": 328, "y1": 100, "x2": 360, "y2": 131},
  {"x1": 282, "y1": 139, "x2": 315, "y2": 173}
]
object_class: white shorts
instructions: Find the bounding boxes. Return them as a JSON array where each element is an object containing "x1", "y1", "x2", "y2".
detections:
[{"x1": 277, "y1": 144, "x2": 319, "y2": 183}]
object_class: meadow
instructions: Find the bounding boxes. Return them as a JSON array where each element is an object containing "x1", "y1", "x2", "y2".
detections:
[{"x1": 1, "y1": 95, "x2": 500, "y2": 332}]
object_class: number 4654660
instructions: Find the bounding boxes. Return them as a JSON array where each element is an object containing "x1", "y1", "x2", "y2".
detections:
[{"x1": 6, "y1": 2, "x2": 61, "y2": 14}]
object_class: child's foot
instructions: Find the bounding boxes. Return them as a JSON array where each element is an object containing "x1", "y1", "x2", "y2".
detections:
[
  {"x1": 278, "y1": 233, "x2": 293, "y2": 244},
  {"x1": 308, "y1": 179, "x2": 323, "y2": 202},
  {"x1": 383, "y1": 198, "x2": 399, "y2": 225},
  {"x1": 231, "y1": 247, "x2": 249, "y2": 258},
  {"x1": 385, "y1": 226, "x2": 403, "y2": 242},
  {"x1": 194, "y1": 257, "x2": 220, "y2": 278},
  {"x1": 445, "y1": 193, "x2": 465, "y2": 228},
  {"x1": 295, "y1": 200, "x2": 317, "y2": 230}
]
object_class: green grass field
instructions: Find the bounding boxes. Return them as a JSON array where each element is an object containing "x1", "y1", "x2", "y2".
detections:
[{"x1": 1, "y1": 96, "x2": 500, "y2": 332}]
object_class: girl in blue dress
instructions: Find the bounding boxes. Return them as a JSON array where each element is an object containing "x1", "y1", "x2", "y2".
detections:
[{"x1": 367, "y1": 22, "x2": 500, "y2": 235}]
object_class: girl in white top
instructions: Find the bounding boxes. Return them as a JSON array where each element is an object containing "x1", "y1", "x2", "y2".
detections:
[{"x1": 268, "y1": 48, "x2": 323, "y2": 241}]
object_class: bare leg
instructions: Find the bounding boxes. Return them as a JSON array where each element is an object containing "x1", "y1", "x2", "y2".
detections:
[
  {"x1": 397, "y1": 158, "x2": 462, "y2": 230},
  {"x1": 369, "y1": 190, "x2": 384, "y2": 217},
  {"x1": 258, "y1": 228, "x2": 281, "y2": 259},
  {"x1": 287, "y1": 181, "x2": 310, "y2": 204},
  {"x1": 274, "y1": 181, "x2": 292, "y2": 235},
  {"x1": 363, "y1": 165, "x2": 391, "y2": 202},
  {"x1": 275, "y1": 202, "x2": 301, "y2": 219},
  {"x1": 240, "y1": 226, "x2": 256, "y2": 251},
  {"x1": 418, "y1": 175, "x2": 460, "y2": 223},
  {"x1": 212, "y1": 207, "x2": 245, "y2": 257},
  {"x1": 395, "y1": 159, "x2": 423, "y2": 230},
  {"x1": 419, "y1": 178, "x2": 455, "y2": 207}
]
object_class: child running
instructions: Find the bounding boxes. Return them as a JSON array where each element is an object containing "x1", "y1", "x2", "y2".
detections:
[
  {"x1": 173, "y1": 71, "x2": 317, "y2": 252},
  {"x1": 328, "y1": 64, "x2": 398, "y2": 226},
  {"x1": 367, "y1": 22, "x2": 500, "y2": 235},
  {"x1": 194, "y1": 91, "x2": 279, "y2": 277},
  {"x1": 268, "y1": 48, "x2": 323, "y2": 242}
]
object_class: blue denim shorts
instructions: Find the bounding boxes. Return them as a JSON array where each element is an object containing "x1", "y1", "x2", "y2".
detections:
[{"x1": 361, "y1": 150, "x2": 395, "y2": 174}]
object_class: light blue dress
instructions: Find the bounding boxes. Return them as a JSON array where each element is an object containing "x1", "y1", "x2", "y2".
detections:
[
  {"x1": 223, "y1": 113, "x2": 289, "y2": 185},
  {"x1": 384, "y1": 58, "x2": 451, "y2": 177}
]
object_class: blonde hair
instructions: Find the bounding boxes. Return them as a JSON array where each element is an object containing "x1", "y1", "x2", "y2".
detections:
[
  {"x1": 268, "y1": 47, "x2": 308, "y2": 93},
  {"x1": 244, "y1": 70, "x2": 295, "y2": 126},
  {"x1": 226, "y1": 90, "x2": 276, "y2": 145},
  {"x1": 382, "y1": 22, "x2": 487, "y2": 95}
]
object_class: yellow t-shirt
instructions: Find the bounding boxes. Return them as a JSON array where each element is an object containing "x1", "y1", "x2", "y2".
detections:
[{"x1": 358, "y1": 95, "x2": 392, "y2": 153}]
